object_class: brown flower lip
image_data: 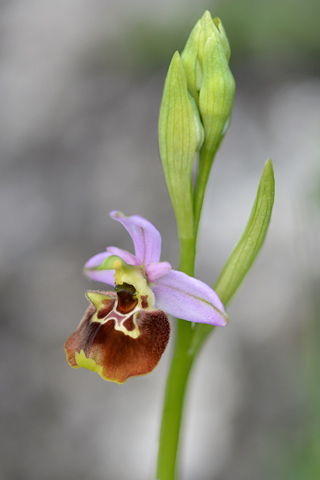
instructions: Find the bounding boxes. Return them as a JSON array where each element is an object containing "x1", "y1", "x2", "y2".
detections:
[{"x1": 65, "y1": 286, "x2": 170, "y2": 384}]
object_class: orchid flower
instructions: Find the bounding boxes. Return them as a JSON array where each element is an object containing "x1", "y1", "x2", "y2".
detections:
[{"x1": 65, "y1": 211, "x2": 228, "y2": 383}]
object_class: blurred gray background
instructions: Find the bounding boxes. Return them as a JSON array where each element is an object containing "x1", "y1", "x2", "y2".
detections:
[{"x1": 1, "y1": 0, "x2": 320, "y2": 479}]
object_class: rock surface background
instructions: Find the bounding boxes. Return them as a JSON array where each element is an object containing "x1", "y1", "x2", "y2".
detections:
[{"x1": 1, "y1": 1, "x2": 320, "y2": 479}]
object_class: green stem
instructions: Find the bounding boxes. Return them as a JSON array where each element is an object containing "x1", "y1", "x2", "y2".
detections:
[
  {"x1": 178, "y1": 237, "x2": 196, "y2": 276},
  {"x1": 193, "y1": 144, "x2": 220, "y2": 236},
  {"x1": 156, "y1": 142, "x2": 220, "y2": 479},
  {"x1": 156, "y1": 321, "x2": 195, "y2": 480},
  {"x1": 156, "y1": 237, "x2": 196, "y2": 480}
]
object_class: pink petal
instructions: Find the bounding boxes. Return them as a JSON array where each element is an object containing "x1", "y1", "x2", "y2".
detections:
[
  {"x1": 152, "y1": 270, "x2": 228, "y2": 326},
  {"x1": 110, "y1": 211, "x2": 161, "y2": 265},
  {"x1": 84, "y1": 252, "x2": 115, "y2": 286},
  {"x1": 146, "y1": 262, "x2": 171, "y2": 283},
  {"x1": 85, "y1": 252, "x2": 111, "y2": 269}
]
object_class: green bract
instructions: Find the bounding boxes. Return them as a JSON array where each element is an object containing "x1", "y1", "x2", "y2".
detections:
[
  {"x1": 158, "y1": 51, "x2": 203, "y2": 241},
  {"x1": 190, "y1": 159, "x2": 275, "y2": 355},
  {"x1": 215, "y1": 159, "x2": 275, "y2": 305}
]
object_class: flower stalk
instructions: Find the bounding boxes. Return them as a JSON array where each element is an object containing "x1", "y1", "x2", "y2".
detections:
[
  {"x1": 156, "y1": 243, "x2": 196, "y2": 480},
  {"x1": 156, "y1": 11, "x2": 274, "y2": 480}
]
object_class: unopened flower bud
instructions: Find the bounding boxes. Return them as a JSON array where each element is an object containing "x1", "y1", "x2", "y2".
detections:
[
  {"x1": 180, "y1": 20, "x2": 202, "y2": 104},
  {"x1": 181, "y1": 11, "x2": 235, "y2": 159}
]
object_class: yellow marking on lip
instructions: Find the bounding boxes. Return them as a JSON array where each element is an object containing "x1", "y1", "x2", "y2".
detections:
[
  {"x1": 75, "y1": 349, "x2": 103, "y2": 375},
  {"x1": 113, "y1": 311, "x2": 140, "y2": 339}
]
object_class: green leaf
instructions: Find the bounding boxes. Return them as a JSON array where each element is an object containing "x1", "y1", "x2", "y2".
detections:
[{"x1": 215, "y1": 158, "x2": 275, "y2": 305}]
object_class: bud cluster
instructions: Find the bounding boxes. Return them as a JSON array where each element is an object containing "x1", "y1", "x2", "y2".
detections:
[{"x1": 159, "y1": 11, "x2": 235, "y2": 239}]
